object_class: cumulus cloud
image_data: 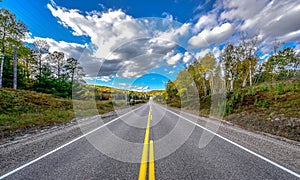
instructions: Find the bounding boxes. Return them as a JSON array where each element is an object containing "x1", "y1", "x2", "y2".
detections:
[
  {"x1": 220, "y1": 0, "x2": 300, "y2": 43},
  {"x1": 190, "y1": 0, "x2": 300, "y2": 56},
  {"x1": 163, "y1": 50, "x2": 183, "y2": 65},
  {"x1": 182, "y1": 52, "x2": 194, "y2": 63},
  {"x1": 157, "y1": 23, "x2": 191, "y2": 43},
  {"x1": 47, "y1": 3, "x2": 193, "y2": 78},
  {"x1": 220, "y1": 0, "x2": 269, "y2": 21},
  {"x1": 194, "y1": 13, "x2": 217, "y2": 32},
  {"x1": 48, "y1": 3, "x2": 148, "y2": 59},
  {"x1": 188, "y1": 23, "x2": 234, "y2": 48}
]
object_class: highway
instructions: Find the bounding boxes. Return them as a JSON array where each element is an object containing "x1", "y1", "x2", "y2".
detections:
[{"x1": 1, "y1": 101, "x2": 299, "y2": 179}]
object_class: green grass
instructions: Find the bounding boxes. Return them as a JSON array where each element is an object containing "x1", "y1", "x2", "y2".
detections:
[
  {"x1": 0, "y1": 88, "x2": 146, "y2": 140},
  {"x1": 225, "y1": 81, "x2": 300, "y2": 141}
]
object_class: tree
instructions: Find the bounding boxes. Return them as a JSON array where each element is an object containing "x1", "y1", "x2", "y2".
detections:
[
  {"x1": 279, "y1": 47, "x2": 298, "y2": 77},
  {"x1": 197, "y1": 52, "x2": 216, "y2": 96},
  {"x1": 239, "y1": 32, "x2": 259, "y2": 86},
  {"x1": 0, "y1": 8, "x2": 27, "y2": 87},
  {"x1": 46, "y1": 51, "x2": 64, "y2": 78},
  {"x1": 32, "y1": 39, "x2": 50, "y2": 78},
  {"x1": 166, "y1": 80, "x2": 178, "y2": 100},
  {"x1": 221, "y1": 44, "x2": 240, "y2": 91},
  {"x1": 64, "y1": 57, "x2": 85, "y2": 83}
]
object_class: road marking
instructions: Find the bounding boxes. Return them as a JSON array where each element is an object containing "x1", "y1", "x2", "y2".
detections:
[
  {"x1": 0, "y1": 104, "x2": 147, "y2": 180},
  {"x1": 138, "y1": 105, "x2": 151, "y2": 180},
  {"x1": 138, "y1": 104, "x2": 153, "y2": 180},
  {"x1": 149, "y1": 140, "x2": 155, "y2": 180},
  {"x1": 160, "y1": 104, "x2": 300, "y2": 179}
]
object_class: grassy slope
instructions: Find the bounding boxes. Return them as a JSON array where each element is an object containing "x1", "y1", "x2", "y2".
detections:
[
  {"x1": 224, "y1": 80, "x2": 300, "y2": 141},
  {"x1": 167, "y1": 79, "x2": 300, "y2": 141},
  {"x1": 0, "y1": 88, "x2": 145, "y2": 140}
]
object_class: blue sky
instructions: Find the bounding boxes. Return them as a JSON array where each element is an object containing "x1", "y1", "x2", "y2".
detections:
[{"x1": 2, "y1": 0, "x2": 300, "y2": 91}]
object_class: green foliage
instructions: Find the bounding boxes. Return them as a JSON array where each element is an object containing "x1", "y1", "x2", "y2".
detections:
[
  {"x1": 261, "y1": 85, "x2": 268, "y2": 92},
  {"x1": 254, "y1": 98, "x2": 269, "y2": 108},
  {"x1": 275, "y1": 82, "x2": 285, "y2": 94}
]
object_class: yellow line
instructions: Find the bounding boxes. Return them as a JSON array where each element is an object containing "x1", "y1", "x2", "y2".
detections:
[
  {"x1": 138, "y1": 106, "x2": 152, "y2": 180},
  {"x1": 149, "y1": 140, "x2": 155, "y2": 180}
]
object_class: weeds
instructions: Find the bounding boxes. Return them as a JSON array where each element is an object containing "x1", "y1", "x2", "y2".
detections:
[{"x1": 254, "y1": 98, "x2": 269, "y2": 108}]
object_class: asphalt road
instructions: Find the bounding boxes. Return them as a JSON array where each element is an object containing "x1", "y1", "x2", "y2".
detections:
[{"x1": 1, "y1": 100, "x2": 299, "y2": 179}]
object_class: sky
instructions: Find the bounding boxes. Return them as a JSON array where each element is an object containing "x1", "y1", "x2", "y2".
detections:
[{"x1": 1, "y1": 0, "x2": 300, "y2": 91}]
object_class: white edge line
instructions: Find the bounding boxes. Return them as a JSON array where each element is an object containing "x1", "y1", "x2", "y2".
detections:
[
  {"x1": 162, "y1": 105, "x2": 300, "y2": 178},
  {"x1": 0, "y1": 104, "x2": 148, "y2": 179}
]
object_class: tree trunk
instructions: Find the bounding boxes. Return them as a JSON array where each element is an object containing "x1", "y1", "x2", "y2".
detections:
[
  {"x1": 230, "y1": 79, "x2": 234, "y2": 91},
  {"x1": 242, "y1": 76, "x2": 247, "y2": 88},
  {"x1": 249, "y1": 59, "x2": 253, "y2": 86},
  {"x1": 0, "y1": 50, "x2": 4, "y2": 88},
  {"x1": 13, "y1": 46, "x2": 17, "y2": 89},
  {"x1": 71, "y1": 68, "x2": 75, "y2": 84},
  {"x1": 39, "y1": 54, "x2": 42, "y2": 78}
]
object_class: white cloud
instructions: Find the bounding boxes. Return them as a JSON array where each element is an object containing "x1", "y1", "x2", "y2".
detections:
[
  {"x1": 194, "y1": 47, "x2": 221, "y2": 60},
  {"x1": 156, "y1": 23, "x2": 191, "y2": 43},
  {"x1": 163, "y1": 50, "x2": 183, "y2": 65},
  {"x1": 188, "y1": 23, "x2": 234, "y2": 48},
  {"x1": 182, "y1": 52, "x2": 194, "y2": 63},
  {"x1": 220, "y1": 0, "x2": 300, "y2": 43},
  {"x1": 194, "y1": 13, "x2": 217, "y2": 32},
  {"x1": 47, "y1": 3, "x2": 148, "y2": 60},
  {"x1": 220, "y1": 0, "x2": 268, "y2": 21},
  {"x1": 47, "y1": 3, "x2": 192, "y2": 78},
  {"x1": 96, "y1": 76, "x2": 111, "y2": 82},
  {"x1": 194, "y1": 48, "x2": 210, "y2": 59}
]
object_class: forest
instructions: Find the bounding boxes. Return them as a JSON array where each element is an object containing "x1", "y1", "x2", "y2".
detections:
[{"x1": 158, "y1": 34, "x2": 300, "y2": 141}]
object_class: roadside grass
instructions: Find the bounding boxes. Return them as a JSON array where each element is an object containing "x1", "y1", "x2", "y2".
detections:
[
  {"x1": 0, "y1": 88, "x2": 147, "y2": 140},
  {"x1": 165, "y1": 79, "x2": 300, "y2": 141}
]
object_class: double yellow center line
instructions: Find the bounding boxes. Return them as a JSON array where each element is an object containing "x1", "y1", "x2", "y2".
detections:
[{"x1": 138, "y1": 104, "x2": 155, "y2": 180}]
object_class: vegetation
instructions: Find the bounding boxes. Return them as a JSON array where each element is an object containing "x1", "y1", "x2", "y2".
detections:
[
  {"x1": 0, "y1": 87, "x2": 147, "y2": 141},
  {"x1": 162, "y1": 33, "x2": 300, "y2": 141},
  {"x1": 0, "y1": 8, "x2": 85, "y2": 98}
]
